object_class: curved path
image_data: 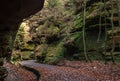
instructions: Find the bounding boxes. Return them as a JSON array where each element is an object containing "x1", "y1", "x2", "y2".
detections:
[
  {"x1": 20, "y1": 60, "x2": 95, "y2": 81},
  {"x1": 20, "y1": 60, "x2": 120, "y2": 81}
]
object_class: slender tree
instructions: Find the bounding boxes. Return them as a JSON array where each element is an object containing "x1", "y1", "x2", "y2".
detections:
[
  {"x1": 110, "y1": 0, "x2": 115, "y2": 64},
  {"x1": 117, "y1": 0, "x2": 120, "y2": 49},
  {"x1": 83, "y1": 0, "x2": 89, "y2": 62},
  {"x1": 97, "y1": 0, "x2": 107, "y2": 61},
  {"x1": 117, "y1": 0, "x2": 120, "y2": 27},
  {"x1": 103, "y1": 0, "x2": 107, "y2": 64},
  {"x1": 97, "y1": 2, "x2": 102, "y2": 42}
]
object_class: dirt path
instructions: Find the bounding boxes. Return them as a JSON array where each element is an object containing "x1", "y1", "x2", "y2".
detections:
[{"x1": 20, "y1": 60, "x2": 120, "y2": 81}]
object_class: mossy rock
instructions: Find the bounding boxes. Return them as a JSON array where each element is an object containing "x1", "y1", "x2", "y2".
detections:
[
  {"x1": 36, "y1": 44, "x2": 48, "y2": 62},
  {"x1": 21, "y1": 51, "x2": 34, "y2": 60},
  {"x1": 12, "y1": 53, "x2": 22, "y2": 61},
  {"x1": 44, "y1": 42, "x2": 65, "y2": 64},
  {"x1": 21, "y1": 44, "x2": 34, "y2": 51}
]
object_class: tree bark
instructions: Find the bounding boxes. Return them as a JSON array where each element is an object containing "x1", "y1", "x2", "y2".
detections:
[{"x1": 83, "y1": 0, "x2": 89, "y2": 62}]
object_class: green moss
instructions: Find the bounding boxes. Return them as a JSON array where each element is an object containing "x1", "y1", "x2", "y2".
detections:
[
  {"x1": 70, "y1": 32, "x2": 84, "y2": 50},
  {"x1": 39, "y1": 44, "x2": 48, "y2": 56},
  {"x1": 36, "y1": 44, "x2": 48, "y2": 62},
  {"x1": 73, "y1": 14, "x2": 83, "y2": 29},
  {"x1": 47, "y1": 0, "x2": 59, "y2": 8},
  {"x1": 18, "y1": 0, "x2": 119, "y2": 62},
  {"x1": 44, "y1": 42, "x2": 65, "y2": 64},
  {"x1": 21, "y1": 51, "x2": 34, "y2": 60},
  {"x1": 22, "y1": 44, "x2": 35, "y2": 51}
]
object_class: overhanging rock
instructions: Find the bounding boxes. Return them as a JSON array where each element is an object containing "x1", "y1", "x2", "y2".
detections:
[{"x1": 0, "y1": 0, "x2": 44, "y2": 80}]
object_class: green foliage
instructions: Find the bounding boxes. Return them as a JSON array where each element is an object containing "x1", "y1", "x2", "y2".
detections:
[
  {"x1": 12, "y1": 51, "x2": 34, "y2": 63},
  {"x1": 14, "y1": 24, "x2": 26, "y2": 49},
  {"x1": 71, "y1": 32, "x2": 84, "y2": 50},
  {"x1": 73, "y1": 14, "x2": 83, "y2": 29},
  {"x1": 14, "y1": 23, "x2": 33, "y2": 51},
  {"x1": 47, "y1": 0, "x2": 59, "y2": 8}
]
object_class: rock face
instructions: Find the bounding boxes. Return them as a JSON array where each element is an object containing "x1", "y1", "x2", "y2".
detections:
[
  {"x1": 26, "y1": 0, "x2": 120, "y2": 64},
  {"x1": 0, "y1": 0, "x2": 44, "y2": 23},
  {"x1": 0, "y1": 0, "x2": 44, "y2": 80}
]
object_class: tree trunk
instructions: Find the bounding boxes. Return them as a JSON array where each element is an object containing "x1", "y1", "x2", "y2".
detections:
[
  {"x1": 110, "y1": 0, "x2": 115, "y2": 64},
  {"x1": 117, "y1": 0, "x2": 120, "y2": 27},
  {"x1": 83, "y1": 0, "x2": 89, "y2": 62}
]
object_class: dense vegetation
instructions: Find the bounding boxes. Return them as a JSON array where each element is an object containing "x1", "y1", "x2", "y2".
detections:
[{"x1": 13, "y1": 0, "x2": 120, "y2": 64}]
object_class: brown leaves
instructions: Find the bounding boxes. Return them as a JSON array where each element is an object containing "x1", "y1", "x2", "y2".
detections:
[
  {"x1": 4, "y1": 63, "x2": 36, "y2": 81},
  {"x1": 5, "y1": 60, "x2": 120, "y2": 81}
]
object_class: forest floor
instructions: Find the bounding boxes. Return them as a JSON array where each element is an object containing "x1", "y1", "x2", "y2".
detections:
[
  {"x1": 20, "y1": 60, "x2": 120, "y2": 81},
  {"x1": 4, "y1": 63, "x2": 36, "y2": 81}
]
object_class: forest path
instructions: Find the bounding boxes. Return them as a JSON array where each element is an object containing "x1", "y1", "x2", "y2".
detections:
[{"x1": 20, "y1": 60, "x2": 120, "y2": 81}]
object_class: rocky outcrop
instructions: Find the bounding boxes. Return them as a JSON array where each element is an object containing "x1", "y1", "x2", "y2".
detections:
[
  {"x1": 0, "y1": 0, "x2": 44, "y2": 80},
  {"x1": 25, "y1": 0, "x2": 120, "y2": 64}
]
